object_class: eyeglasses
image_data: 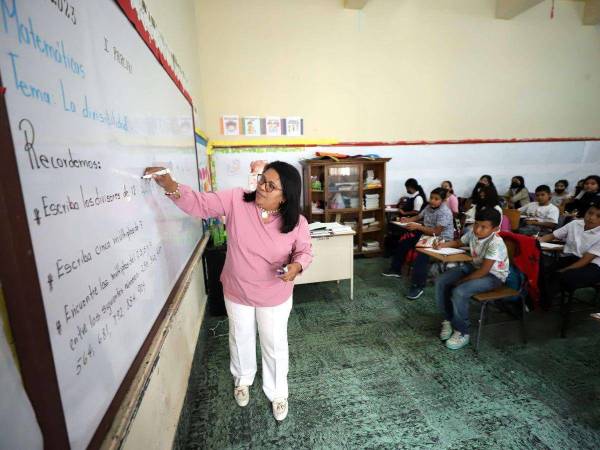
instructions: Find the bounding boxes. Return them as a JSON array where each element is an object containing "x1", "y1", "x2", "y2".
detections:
[{"x1": 257, "y1": 174, "x2": 282, "y2": 193}]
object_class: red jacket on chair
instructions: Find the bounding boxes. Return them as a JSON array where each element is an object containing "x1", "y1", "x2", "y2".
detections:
[{"x1": 498, "y1": 231, "x2": 541, "y2": 308}]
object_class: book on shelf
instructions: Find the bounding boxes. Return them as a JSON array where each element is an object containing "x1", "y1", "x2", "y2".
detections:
[{"x1": 363, "y1": 240, "x2": 380, "y2": 248}]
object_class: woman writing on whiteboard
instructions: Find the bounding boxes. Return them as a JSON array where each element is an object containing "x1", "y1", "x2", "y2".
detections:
[{"x1": 144, "y1": 162, "x2": 312, "y2": 422}]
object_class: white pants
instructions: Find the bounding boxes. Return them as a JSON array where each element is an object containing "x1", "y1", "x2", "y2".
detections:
[{"x1": 224, "y1": 296, "x2": 293, "y2": 401}]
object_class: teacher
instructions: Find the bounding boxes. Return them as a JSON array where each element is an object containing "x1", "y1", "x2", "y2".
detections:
[{"x1": 144, "y1": 161, "x2": 312, "y2": 422}]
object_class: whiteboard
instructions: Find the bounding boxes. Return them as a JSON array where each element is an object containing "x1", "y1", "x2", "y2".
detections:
[
  {"x1": 212, "y1": 141, "x2": 600, "y2": 204},
  {"x1": 0, "y1": 1, "x2": 202, "y2": 448}
]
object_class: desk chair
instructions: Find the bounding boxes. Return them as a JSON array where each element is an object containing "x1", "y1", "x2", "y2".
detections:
[
  {"x1": 502, "y1": 208, "x2": 521, "y2": 232},
  {"x1": 471, "y1": 239, "x2": 528, "y2": 353}
]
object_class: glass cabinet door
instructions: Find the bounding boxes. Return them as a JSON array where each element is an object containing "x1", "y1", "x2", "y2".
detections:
[{"x1": 326, "y1": 165, "x2": 360, "y2": 210}]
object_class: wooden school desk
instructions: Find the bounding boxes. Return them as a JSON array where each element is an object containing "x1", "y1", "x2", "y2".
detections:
[
  {"x1": 295, "y1": 231, "x2": 355, "y2": 299},
  {"x1": 416, "y1": 247, "x2": 473, "y2": 270}
]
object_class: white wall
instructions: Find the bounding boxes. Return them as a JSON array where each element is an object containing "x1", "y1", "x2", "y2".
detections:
[{"x1": 211, "y1": 140, "x2": 600, "y2": 203}]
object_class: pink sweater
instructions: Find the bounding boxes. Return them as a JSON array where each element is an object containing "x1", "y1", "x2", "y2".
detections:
[
  {"x1": 445, "y1": 194, "x2": 459, "y2": 214},
  {"x1": 172, "y1": 185, "x2": 313, "y2": 307}
]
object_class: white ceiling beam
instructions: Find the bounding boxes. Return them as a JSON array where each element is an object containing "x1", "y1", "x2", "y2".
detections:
[
  {"x1": 344, "y1": 0, "x2": 369, "y2": 10},
  {"x1": 495, "y1": 0, "x2": 545, "y2": 19},
  {"x1": 583, "y1": 0, "x2": 600, "y2": 24}
]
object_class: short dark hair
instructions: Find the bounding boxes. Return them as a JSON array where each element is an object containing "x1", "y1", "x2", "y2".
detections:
[
  {"x1": 556, "y1": 179, "x2": 569, "y2": 188},
  {"x1": 430, "y1": 187, "x2": 448, "y2": 200},
  {"x1": 475, "y1": 207, "x2": 501, "y2": 227},
  {"x1": 243, "y1": 161, "x2": 302, "y2": 233},
  {"x1": 535, "y1": 185, "x2": 551, "y2": 194}
]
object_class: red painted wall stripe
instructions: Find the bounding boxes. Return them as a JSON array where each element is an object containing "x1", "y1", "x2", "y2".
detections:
[{"x1": 212, "y1": 136, "x2": 600, "y2": 149}]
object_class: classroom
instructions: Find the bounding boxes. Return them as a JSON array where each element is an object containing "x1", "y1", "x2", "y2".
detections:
[{"x1": 1, "y1": 1, "x2": 599, "y2": 449}]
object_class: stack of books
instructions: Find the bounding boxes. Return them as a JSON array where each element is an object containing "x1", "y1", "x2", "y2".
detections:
[
  {"x1": 362, "y1": 240, "x2": 380, "y2": 252},
  {"x1": 364, "y1": 193, "x2": 379, "y2": 209},
  {"x1": 363, "y1": 220, "x2": 380, "y2": 230},
  {"x1": 362, "y1": 217, "x2": 376, "y2": 226}
]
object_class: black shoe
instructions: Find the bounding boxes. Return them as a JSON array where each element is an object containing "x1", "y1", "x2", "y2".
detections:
[{"x1": 406, "y1": 286, "x2": 424, "y2": 300}]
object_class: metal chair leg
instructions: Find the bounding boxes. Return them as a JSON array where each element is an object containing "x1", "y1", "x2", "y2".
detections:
[
  {"x1": 560, "y1": 290, "x2": 573, "y2": 338},
  {"x1": 520, "y1": 296, "x2": 527, "y2": 344},
  {"x1": 476, "y1": 303, "x2": 486, "y2": 353}
]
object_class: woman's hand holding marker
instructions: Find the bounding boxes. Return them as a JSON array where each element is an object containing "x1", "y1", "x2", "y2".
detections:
[{"x1": 143, "y1": 167, "x2": 179, "y2": 196}]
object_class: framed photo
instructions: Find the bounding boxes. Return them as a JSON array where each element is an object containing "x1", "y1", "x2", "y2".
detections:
[
  {"x1": 221, "y1": 115, "x2": 240, "y2": 135},
  {"x1": 242, "y1": 116, "x2": 261, "y2": 136},
  {"x1": 265, "y1": 117, "x2": 282, "y2": 136},
  {"x1": 285, "y1": 117, "x2": 303, "y2": 136}
]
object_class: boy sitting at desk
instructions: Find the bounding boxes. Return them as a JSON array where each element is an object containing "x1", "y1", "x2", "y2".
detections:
[
  {"x1": 433, "y1": 209, "x2": 509, "y2": 350},
  {"x1": 537, "y1": 204, "x2": 600, "y2": 304},
  {"x1": 382, "y1": 188, "x2": 453, "y2": 284},
  {"x1": 518, "y1": 185, "x2": 560, "y2": 236}
]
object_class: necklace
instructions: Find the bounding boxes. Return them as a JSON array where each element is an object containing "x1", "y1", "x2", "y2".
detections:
[{"x1": 259, "y1": 207, "x2": 279, "y2": 219}]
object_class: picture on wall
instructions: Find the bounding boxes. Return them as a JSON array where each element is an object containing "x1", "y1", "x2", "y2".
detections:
[
  {"x1": 265, "y1": 117, "x2": 282, "y2": 136},
  {"x1": 221, "y1": 115, "x2": 240, "y2": 135},
  {"x1": 243, "y1": 116, "x2": 262, "y2": 136},
  {"x1": 285, "y1": 117, "x2": 303, "y2": 136}
]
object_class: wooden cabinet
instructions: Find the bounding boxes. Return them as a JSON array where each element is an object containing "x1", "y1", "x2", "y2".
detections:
[{"x1": 301, "y1": 158, "x2": 390, "y2": 256}]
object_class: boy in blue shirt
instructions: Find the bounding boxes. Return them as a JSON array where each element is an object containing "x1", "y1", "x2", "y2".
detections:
[{"x1": 433, "y1": 208, "x2": 509, "y2": 350}]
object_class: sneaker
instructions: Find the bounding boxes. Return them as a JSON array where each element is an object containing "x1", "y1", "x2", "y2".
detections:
[
  {"x1": 445, "y1": 331, "x2": 470, "y2": 350},
  {"x1": 439, "y1": 320, "x2": 453, "y2": 341},
  {"x1": 233, "y1": 385, "x2": 249, "y2": 407},
  {"x1": 272, "y1": 398, "x2": 288, "y2": 421},
  {"x1": 406, "y1": 286, "x2": 424, "y2": 300},
  {"x1": 381, "y1": 269, "x2": 401, "y2": 278}
]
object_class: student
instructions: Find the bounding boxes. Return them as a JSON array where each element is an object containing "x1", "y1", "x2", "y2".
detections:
[
  {"x1": 383, "y1": 188, "x2": 452, "y2": 278},
  {"x1": 441, "y1": 180, "x2": 459, "y2": 214},
  {"x1": 433, "y1": 208, "x2": 509, "y2": 350},
  {"x1": 538, "y1": 205, "x2": 600, "y2": 303},
  {"x1": 550, "y1": 179, "x2": 570, "y2": 208},
  {"x1": 518, "y1": 185, "x2": 559, "y2": 236},
  {"x1": 397, "y1": 178, "x2": 427, "y2": 217},
  {"x1": 390, "y1": 188, "x2": 455, "y2": 298},
  {"x1": 504, "y1": 176, "x2": 530, "y2": 209},
  {"x1": 466, "y1": 175, "x2": 497, "y2": 211},
  {"x1": 469, "y1": 175, "x2": 496, "y2": 204},
  {"x1": 573, "y1": 179, "x2": 586, "y2": 200},
  {"x1": 565, "y1": 175, "x2": 600, "y2": 218},
  {"x1": 464, "y1": 185, "x2": 503, "y2": 227}
]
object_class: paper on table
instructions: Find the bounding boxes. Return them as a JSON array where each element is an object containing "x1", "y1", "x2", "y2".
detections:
[
  {"x1": 391, "y1": 221, "x2": 409, "y2": 227},
  {"x1": 426, "y1": 248, "x2": 467, "y2": 255},
  {"x1": 540, "y1": 242, "x2": 563, "y2": 249}
]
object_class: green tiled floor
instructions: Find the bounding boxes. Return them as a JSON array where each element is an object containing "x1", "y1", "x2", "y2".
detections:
[{"x1": 175, "y1": 257, "x2": 600, "y2": 449}]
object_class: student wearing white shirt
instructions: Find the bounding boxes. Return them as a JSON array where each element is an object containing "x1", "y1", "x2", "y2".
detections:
[
  {"x1": 518, "y1": 185, "x2": 559, "y2": 236},
  {"x1": 538, "y1": 205, "x2": 600, "y2": 304},
  {"x1": 396, "y1": 178, "x2": 427, "y2": 217}
]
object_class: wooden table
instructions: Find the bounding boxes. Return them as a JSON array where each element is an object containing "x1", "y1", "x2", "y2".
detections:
[
  {"x1": 416, "y1": 247, "x2": 473, "y2": 268},
  {"x1": 295, "y1": 231, "x2": 355, "y2": 299}
]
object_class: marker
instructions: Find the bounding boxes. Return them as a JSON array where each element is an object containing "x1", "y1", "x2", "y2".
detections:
[{"x1": 141, "y1": 168, "x2": 170, "y2": 179}]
